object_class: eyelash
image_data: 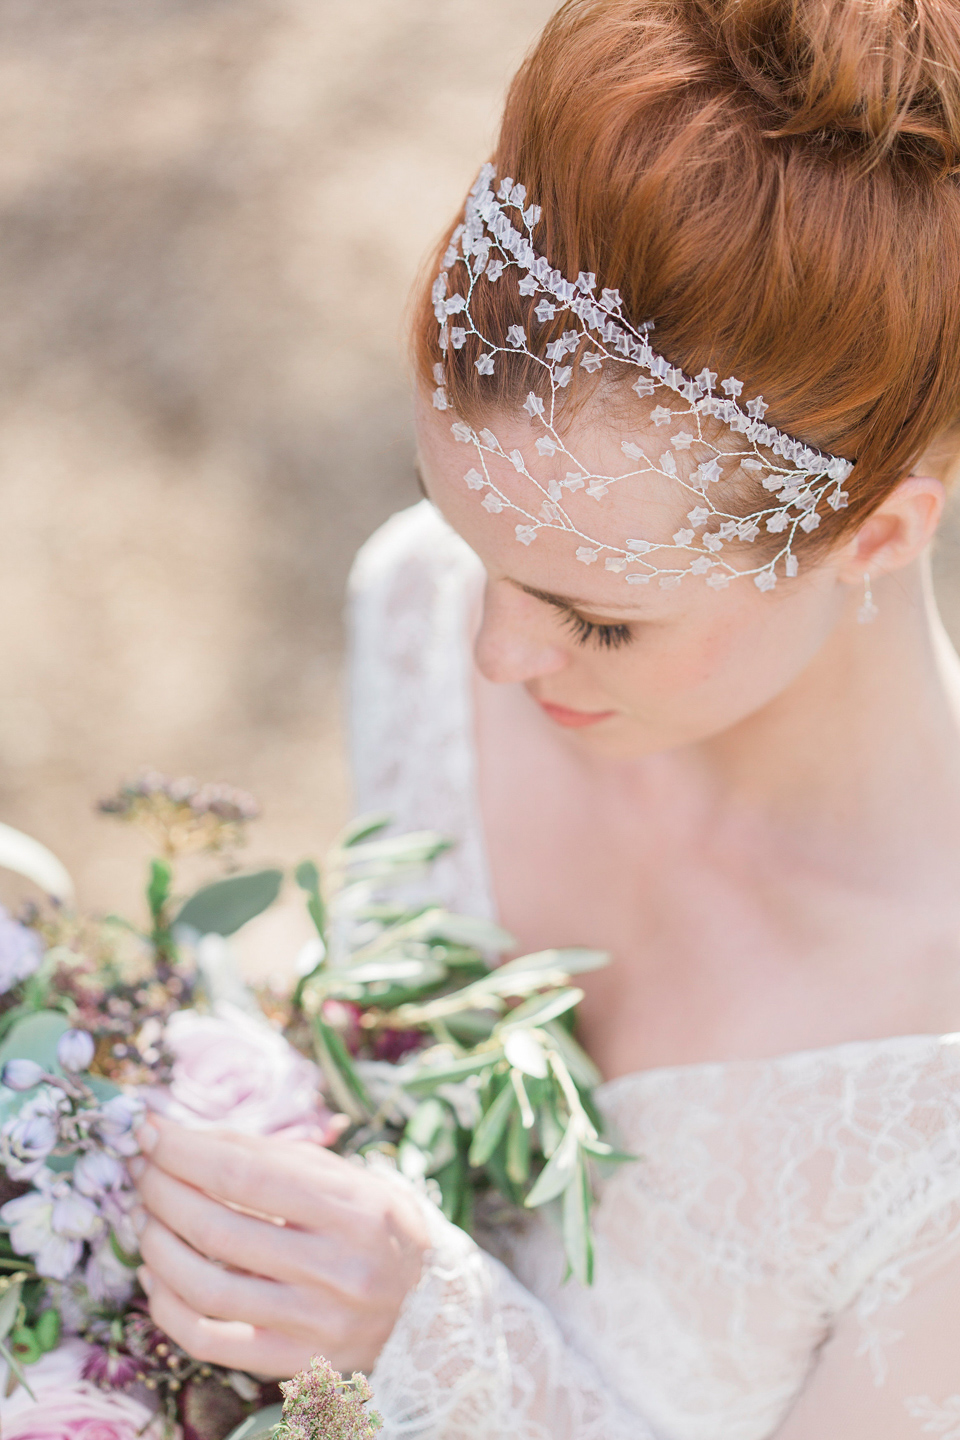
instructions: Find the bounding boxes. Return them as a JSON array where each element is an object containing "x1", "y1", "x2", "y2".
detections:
[{"x1": 562, "y1": 610, "x2": 633, "y2": 650}]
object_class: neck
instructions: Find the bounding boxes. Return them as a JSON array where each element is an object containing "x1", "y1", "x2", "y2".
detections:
[{"x1": 655, "y1": 557, "x2": 960, "y2": 868}]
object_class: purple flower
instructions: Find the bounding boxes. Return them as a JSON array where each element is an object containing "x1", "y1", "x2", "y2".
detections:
[
  {"x1": 1, "y1": 1171, "x2": 101, "y2": 1280},
  {"x1": 93, "y1": 1095, "x2": 145, "y2": 1157},
  {"x1": 0, "y1": 1089, "x2": 62, "y2": 1178},
  {"x1": 85, "y1": 1235, "x2": 137, "y2": 1306},
  {"x1": 73, "y1": 1150, "x2": 125, "y2": 1198},
  {"x1": 2, "y1": 1058, "x2": 46, "y2": 1091},
  {"x1": 50, "y1": 1190, "x2": 101, "y2": 1242},
  {"x1": 57, "y1": 1029, "x2": 95, "y2": 1074},
  {"x1": 0, "y1": 907, "x2": 43, "y2": 995},
  {"x1": 80, "y1": 1345, "x2": 141, "y2": 1390}
]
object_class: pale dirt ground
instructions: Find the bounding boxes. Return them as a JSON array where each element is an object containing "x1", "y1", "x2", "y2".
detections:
[
  {"x1": 1, "y1": 0, "x2": 959, "y2": 953},
  {"x1": 0, "y1": 0, "x2": 558, "y2": 939}
]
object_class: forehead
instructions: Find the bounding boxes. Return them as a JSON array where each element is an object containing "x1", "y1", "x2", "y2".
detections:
[
  {"x1": 416, "y1": 400, "x2": 703, "y2": 615},
  {"x1": 418, "y1": 396, "x2": 718, "y2": 592}
]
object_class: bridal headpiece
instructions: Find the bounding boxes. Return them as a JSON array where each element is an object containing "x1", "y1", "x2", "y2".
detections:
[{"x1": 431, "y1": 164, "x2": 854, "y2": 591}]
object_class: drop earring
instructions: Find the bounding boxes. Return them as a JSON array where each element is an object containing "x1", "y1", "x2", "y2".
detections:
[{"x1": 857, "y1": 573, "x2": 878, "y2": 624}]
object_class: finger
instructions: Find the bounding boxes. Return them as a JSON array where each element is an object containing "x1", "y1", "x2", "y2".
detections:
[
  {"x1": 140, "y1": 1117, "x2": 366, "y2": 1229},
  {"x1": 138, "y1": 1216, "x2": 291, "y2": 1327},
  {"x1": 136, "y1": 1161, "x2": 345, "y2": 1286},
  {"x1": 140, "y1": 1268, "x2": 312, "y2": 1378},
  {"x1": 136, "y1": 1163, "x2": 359, "y2": 1301}
]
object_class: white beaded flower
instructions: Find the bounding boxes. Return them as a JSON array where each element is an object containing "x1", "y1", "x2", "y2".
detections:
[{"x1": 430, "y1": 163, "x2": 854, "y2": 591}]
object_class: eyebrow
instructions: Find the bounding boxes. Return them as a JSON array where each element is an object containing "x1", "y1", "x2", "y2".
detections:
[{"x1": 510, "y1": 579, "x2": 646, "y2": 618}]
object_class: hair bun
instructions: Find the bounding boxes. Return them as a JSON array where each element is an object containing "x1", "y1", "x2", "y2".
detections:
[{"x1": 704, "y1": 0, "x2": 960, "y2": 171}]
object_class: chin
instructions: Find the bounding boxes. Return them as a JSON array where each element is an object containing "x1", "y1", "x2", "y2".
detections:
[
  {"x1": 567, "y1": 706, "x2": 760, "y2": 760},
  {"x1": 561, "y1": 716, "x2": 685, "y2": 760}
]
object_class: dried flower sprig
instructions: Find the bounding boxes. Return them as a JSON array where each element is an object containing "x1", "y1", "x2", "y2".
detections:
[
  {"x1": 99, "y1": 772, "x2": 259, "y2": 859},
  {"x1": 277, "y1": 1355, "x2": 383, "y2": 1440}
]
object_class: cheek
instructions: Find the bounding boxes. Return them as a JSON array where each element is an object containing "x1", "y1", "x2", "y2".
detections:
[{"x1": 597, "y1": 608, "x2": 814, "y2": 720}]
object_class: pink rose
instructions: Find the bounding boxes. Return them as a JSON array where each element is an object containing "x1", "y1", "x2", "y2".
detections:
[
  {"x1": 146, "y1": 1005, "x2": 342, "y2": 1141},
  {"x1": 0, "y1": 1340, "x2": 166, "y2": 1440}
]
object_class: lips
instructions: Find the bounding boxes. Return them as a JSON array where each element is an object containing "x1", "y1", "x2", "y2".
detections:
[{"x1": 536, "y1": 699, "x2": 616, "y2": 729}]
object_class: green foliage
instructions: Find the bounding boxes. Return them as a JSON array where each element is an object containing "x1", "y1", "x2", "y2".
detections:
[
  {"x1": 223, "y1": 1404, "x2": 284, "y2": 1440},
  {"x1": 295, "y1": 860, "x2": 326, "y2": 939},
  {"x1": 147, "y1": 858, "x2": 172, "y2": 927},
  {"x1": 289, "y1": 817, "x2": 635, "y2": 1284},
  {"x1": 175, "y1": 869, "x2": 283, "y2": 937},
  {"x1": 0, "y1": 1010, "x2": 68, "y2": 1076},
  {"x1": 0, "y1": 1277, "x2": 36, "y2": 1399}
]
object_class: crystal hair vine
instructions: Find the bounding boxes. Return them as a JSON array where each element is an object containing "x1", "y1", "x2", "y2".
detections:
[{"x1": 430, "y1": 163, "x2": 855, "y2": 590}]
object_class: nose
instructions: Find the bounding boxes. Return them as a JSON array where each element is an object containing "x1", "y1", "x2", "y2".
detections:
[{"x1": 474, "y1": 581, "x2": 569, "y2": 685}]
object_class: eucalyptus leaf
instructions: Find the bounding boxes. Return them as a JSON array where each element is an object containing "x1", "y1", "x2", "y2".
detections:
[
  {"x1": 405, "y1": 1097, "x2": 452, "y2": 1149},
  {"x1": 525, "y1": 1123, "x2": 580, "y2": 1208},
  {"x1": 0, "y1": 822, "x2": 73, "y2": 903},
  {"x1": 294, "y1": 860, "x2": 325, "y2": 938},
  {"x1": 541, "y1": 1019, "x2": 603, "y2": 1090},
  {"x1": 0, "y1": 1279, "x2": 23, "y2": 1342},
  {"x1": 175, "y1": 869, "x2": 283, "y2": 937},
  {"x1": 499, "y1": 988, "x2": 584, "y2": 1034},
  {"x1": 0, "y1": 1337, "x2": 35, "y2": 1402},
  {"x1": 562, "y1": 1155, "x2": 594, "y2": 1286},
  {"x1": 493, "y1": 948, "x2": 609, "y2": 982},
  {"x1": 311, "y1": 1016, "x2": 371, "y2": 1124},
  {"x1": 223, "y1": 1403, "x2": 283, "y2": 1440},
  {"x1": 506, "y1": 1107, "x2": 532, "y2": 1186},
  {"x1": 537, "y1": 1098, "x2": 565, "y2": 1160},
  {"x1": 444, "y1": 1011, "x2": 498, "y2": 1045},
  {"x1": 332, "y1": 955, "x2": 447, "y2": 988},
  {"x1": 338, "y1": 814, "x2": 392, "y2": 848},
  {"x1": 434, "y1": 1151, "x2": 467, "y2": 1223},
  {"x1": 468, "y1": 1081, "x2": 516, "y2": 1167},
  {"x1": 147, "y1": 859, "x2": 171, "y2": 926},
  {"x1": 400, "y1": 1099, "x2": 457, "y2": 1177},
  {"x1": 580, "y1": 1137, "x2": 637, "y2": 1164},
  {"x1": 419, "y1": 913, "x2": 515, "y2": 953},
  {"x1": 0, "y1": 1011, "x2": 68, "y2": 1077},
  {"x1": 337, "y1": 831, "x2": 452, "y2": 882},
  {"x1": 402, "y1": 1050, "x2": 502, "y2": 1094},
  {"x1": 346, "y1": 909, "x2": 453, "y2": 963}
]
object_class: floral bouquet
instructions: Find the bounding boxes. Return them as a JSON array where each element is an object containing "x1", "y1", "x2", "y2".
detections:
[{"x1": 0, "y1": 775, "x2": 628, "y2": 1438}]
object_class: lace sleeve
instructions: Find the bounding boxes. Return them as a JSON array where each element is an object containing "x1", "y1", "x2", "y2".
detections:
[
  {"x1": 369, "y1": 1201, "x2": 650, "y2": 1440},
  {"x1": 774, "y1": 1196, "x2": 960, "y2": 1439}
]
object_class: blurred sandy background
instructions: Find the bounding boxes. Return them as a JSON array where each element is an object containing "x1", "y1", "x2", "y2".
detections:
[
  {"x1": 0, "y1": 0, "x2": 558, "y2": 918},
  {"x1": 1, "y1": 0, "x2": 959, "y2": 925}
]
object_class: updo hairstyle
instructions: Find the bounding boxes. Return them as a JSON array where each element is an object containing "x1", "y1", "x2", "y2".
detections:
[{"x1": 411, "y1": 0, "x2": 960, "y2": 546}]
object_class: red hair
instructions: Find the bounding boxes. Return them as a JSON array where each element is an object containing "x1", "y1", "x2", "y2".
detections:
[{"x1": 411, "y1": 0, "x2": 960, "y2": 543}]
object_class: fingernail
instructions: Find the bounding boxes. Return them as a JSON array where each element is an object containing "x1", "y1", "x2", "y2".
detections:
[
  {"x1": 136, "y1": 1123, "x2": 158, "y2": 1154},
  {"x1": 127, "y1": 1156, "x2": 146, "y2": 1181},
  {"x1": 131, "y1": 1206, "x2": 148, "y2": 1235},
  {"x1": 138, "y1": 1266, "x2": 154, "y2": 1295}
]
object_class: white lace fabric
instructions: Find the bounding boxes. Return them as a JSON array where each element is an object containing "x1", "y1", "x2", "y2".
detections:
[{"x1": 349, "y1": 502, "x2": 960, "y2": 1439}]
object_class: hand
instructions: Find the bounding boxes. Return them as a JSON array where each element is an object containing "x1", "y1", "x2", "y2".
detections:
[{"x1": 129, "y1": 1116, "x2": 431, "y2": 1378}]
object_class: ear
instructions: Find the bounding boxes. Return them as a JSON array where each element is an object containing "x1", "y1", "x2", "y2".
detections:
[{"x1": 834, "y1": 476, "x2": 945, "y2": 583}]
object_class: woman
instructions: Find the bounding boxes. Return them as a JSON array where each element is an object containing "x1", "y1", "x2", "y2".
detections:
[{"x1": 131, "y1": 1, "x2": 960, "y2": 1434}]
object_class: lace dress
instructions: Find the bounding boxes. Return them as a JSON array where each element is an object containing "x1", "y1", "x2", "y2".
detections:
[{"x1": 349, "y1": 501, "x2": 960, "y2": 1440}]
